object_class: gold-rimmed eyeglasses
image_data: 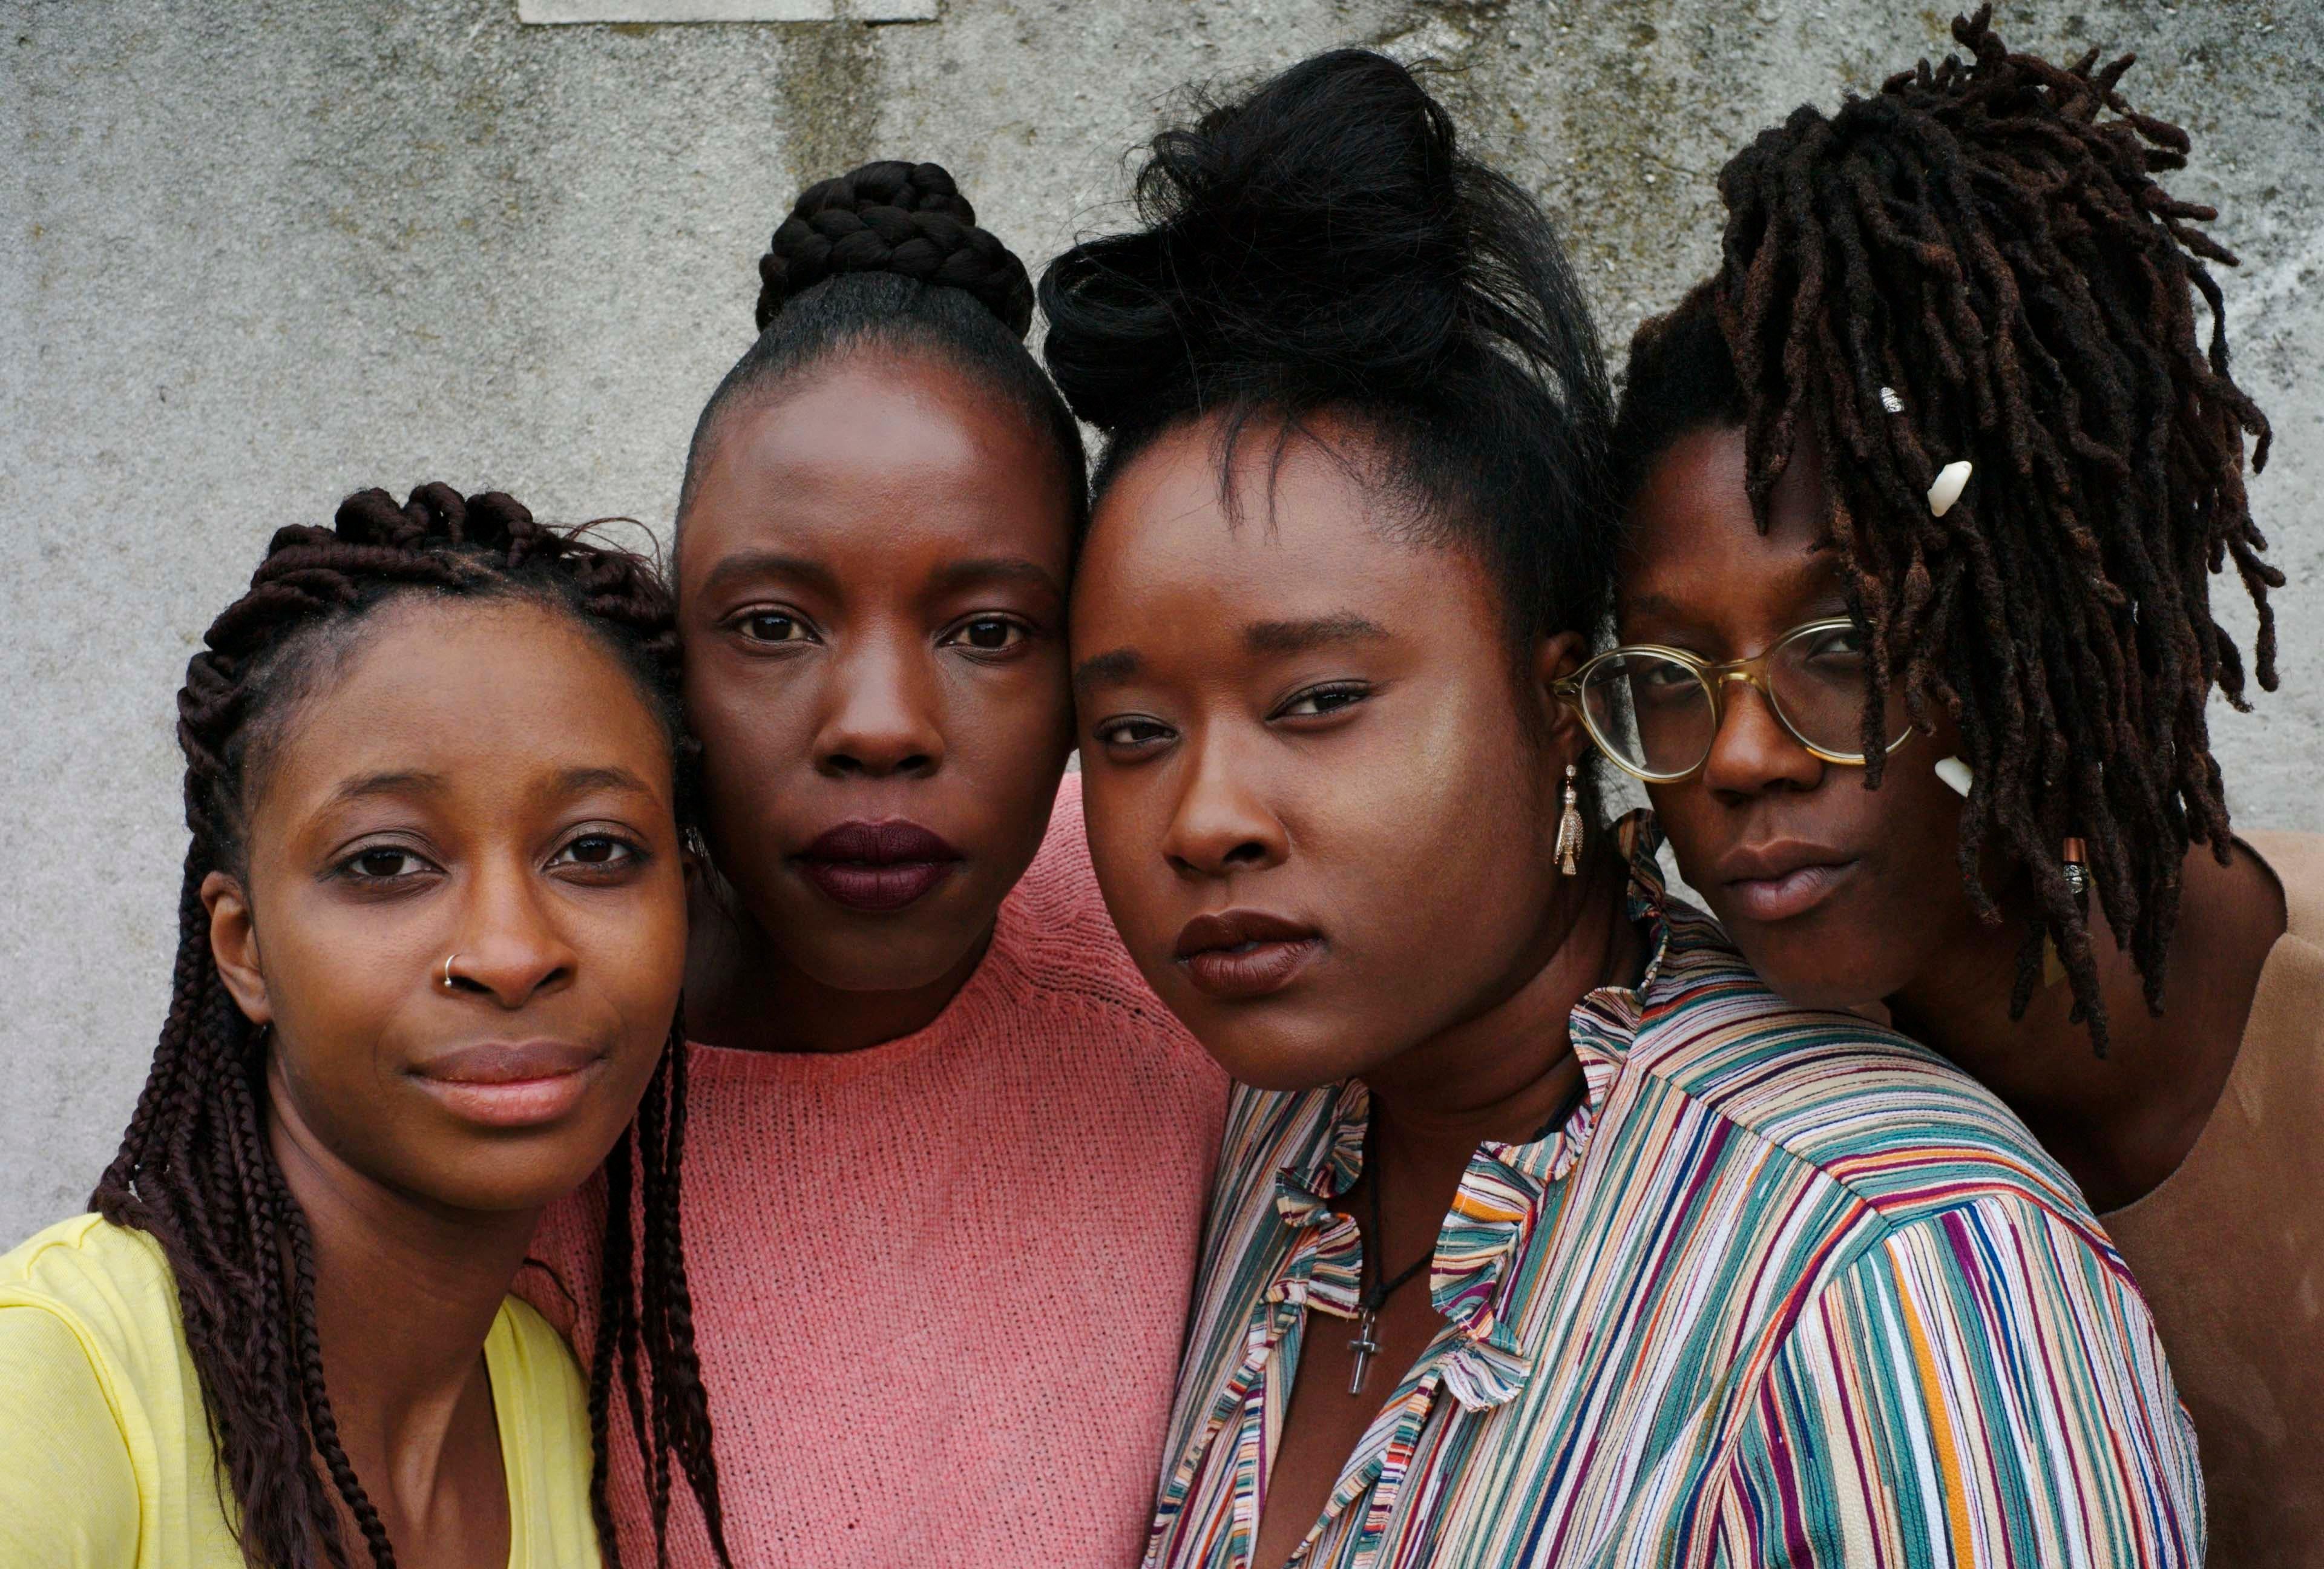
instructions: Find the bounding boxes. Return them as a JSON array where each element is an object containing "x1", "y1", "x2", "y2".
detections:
[{"x1": 1554, "y1": 617, "x2": 1914, "y2": 783}]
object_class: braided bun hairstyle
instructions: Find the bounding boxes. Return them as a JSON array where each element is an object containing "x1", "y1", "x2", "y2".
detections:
[
  {"x1": 1614, "y1": 6, "x2": 2277, "y2": 1049},
  {"x1": 680, "y1": 159, "x2": 1082, "y2": 535},
  {"x1": 757, "y1": 160, "x2": 1034, "y2": 335},
  {"x1": 1038, "y1": 48, "x2": 1613, "y2": 648},
  {"x1": 93, "y1": 484, "x2": 729, "y2": 1569}
]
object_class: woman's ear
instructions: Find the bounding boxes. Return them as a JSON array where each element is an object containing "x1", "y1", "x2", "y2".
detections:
[
  {"x1": 200, "y1": 870, "x2": 273, "y2": 1028},
  {"x1": 1529, "y1": 629, "x2": 1592, "y2": 765}
]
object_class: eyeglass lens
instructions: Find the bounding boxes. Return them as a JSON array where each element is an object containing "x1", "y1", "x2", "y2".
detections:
[{"x1": 1580, "y1": 626, "x2": 1908, "y2": 777}]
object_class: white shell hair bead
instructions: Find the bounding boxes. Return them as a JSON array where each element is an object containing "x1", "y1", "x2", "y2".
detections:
[
  {"x1": 1879, "y1": 386, "x2": 1905, "y2": 415},
  {"x1": 1935, "y1": 756, "x2": 1974, "y2": 798},
  {"x1": 1926, "y1": 459, "x2": 1973, "y2": 518}
]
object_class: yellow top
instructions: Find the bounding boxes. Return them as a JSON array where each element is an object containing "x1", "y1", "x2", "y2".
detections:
[{"x1": 0, "y1": 1212, "x2": 601, "y2": 1568}]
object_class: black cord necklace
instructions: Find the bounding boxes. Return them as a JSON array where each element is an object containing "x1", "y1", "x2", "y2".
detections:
[{"x1": 1346, "y1": 1126, "x2": 1434, "y2": 1398}]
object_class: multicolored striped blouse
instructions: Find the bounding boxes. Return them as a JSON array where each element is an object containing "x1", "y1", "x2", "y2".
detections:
[{"x1": 1144, "y1": 817, "x2": 2202, "y2": 1569}]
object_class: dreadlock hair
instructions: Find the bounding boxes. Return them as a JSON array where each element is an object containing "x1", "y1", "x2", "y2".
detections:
[
  {"x1": 1038, "y1": 49, "x2": 1613, "y2": 660},
  {"x1": 90, "y1": 483, "x2": 730, "y2": 1569},
  {"x1": 1613, "y1": 5, "x2": 2277, "y2": 1051},
  {"x1": 676, "y1": 159, "x2": 1087, "y2": 543}
]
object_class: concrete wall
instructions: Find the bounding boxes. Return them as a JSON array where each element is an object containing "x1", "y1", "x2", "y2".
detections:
[{"x1": 2, "y1": 0, "x2": 2317, "y2": 1243}]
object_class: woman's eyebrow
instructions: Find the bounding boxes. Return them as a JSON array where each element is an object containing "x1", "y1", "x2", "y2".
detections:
[
  {"x1": 1243, "y1": 613, "x2": 1389, "y2": 655},
  {"x1": 927, "y1": 556, "x2": 1065, "y2": 598},
  {"x1": 699, "y1": 548, "x2": 838, "y2": 598},
  {"x1": 537, "y1": 765, "x2": 658, "y2": 804},
  {"x1": 1072, "y1": 648, "x2": 1141, "y2": 694},
  {"x1": 324, "y1": 770, "x2": 446, "y2": 809}
]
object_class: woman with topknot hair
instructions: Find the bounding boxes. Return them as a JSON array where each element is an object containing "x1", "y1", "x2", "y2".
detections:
[
  {"x1": 520, "y1": 160, "x2": 1226, "y2": 1568},
  {"x1": 1047, "y1": 47, "x2": 2201, "y2": 1565},
  {"x1": 1609, "y1": 8, "x2": 2311, "y2": 1556}
]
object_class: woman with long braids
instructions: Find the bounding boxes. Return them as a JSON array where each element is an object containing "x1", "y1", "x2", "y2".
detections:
[
  {"x1": 0, "y1": 484, "x2": 724, "y2": 1568},
  {"x1": 521, "y1": 157, "x2": 1224, "y2": 1567},
  {"x1": 1609, "y1": 10, "x2": 2313, "y2": 1556},
  {"x1": 1049, "y1": 47, "x2": 2200, "y2": 1568}
]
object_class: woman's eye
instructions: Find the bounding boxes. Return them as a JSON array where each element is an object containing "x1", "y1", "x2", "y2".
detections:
[
  {"x1": 945, "y1": 617, "x2": 1028, "y2": 653},
  {"x1": 550, "y1": 835, "x2": 640, "y2": 872},
  {"x1": 736, "y1": 611, "x2": 810, "y2": 645},
  {"x1": 1799, "y1": 627, "x2": 1869, "y2": 668},
  {"x1": 1276, "y1": 683, "x2": 1371, "y2": 720},
  {"x1": 342, "y1": 846, "x2": 432, "y2": 881},
  {"x1": 1094, "y1": 716, "x2": 1174, "y2": 749}
]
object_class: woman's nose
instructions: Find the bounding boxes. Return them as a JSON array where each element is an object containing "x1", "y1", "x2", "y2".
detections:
[
  {"x1": 812, "y1": 636, "x2": 946, "y2": 780},
  {"x1": 1161, "y1": 738, "x2": 1288, "y2": 878},
  {"x1": 442, "y1": 861, "x2": 577, "y2": 1008},
  {"x1": 1699, "y1": 678, "x2": 1825, "y2": 798}
]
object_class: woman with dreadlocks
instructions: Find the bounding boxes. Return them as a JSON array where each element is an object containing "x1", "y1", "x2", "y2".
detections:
[
  {"x1": 1607, "y1": 8, "x2": 2313, "y2": 1556},
  {"x1": 0, "y1": 484, "x2": 726, "y2": 1568}
]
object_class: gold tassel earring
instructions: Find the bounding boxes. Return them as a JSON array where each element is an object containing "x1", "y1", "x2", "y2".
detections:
[{"x1": 1554, "y1": 761, "x2": 1583, "y2": 876}]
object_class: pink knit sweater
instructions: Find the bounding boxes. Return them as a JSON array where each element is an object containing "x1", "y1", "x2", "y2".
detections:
[{"x1": 522, "y1": 777, "x2": 1227, "y2": 1568}]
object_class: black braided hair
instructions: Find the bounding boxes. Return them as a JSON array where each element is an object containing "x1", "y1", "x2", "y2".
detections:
[
  {"x1": 91, "y1": 484, "x2": 729, "y2": 1568},
  {"x1": 678, "y1": 159, "x2": 1085, "y2": 536},
  {"x1": 1037, "y1": 49, "x2": 1613, "y2": 652},
  {"x1": 1613, "y1": 7, "x2": 2277, "y2": 1050}
]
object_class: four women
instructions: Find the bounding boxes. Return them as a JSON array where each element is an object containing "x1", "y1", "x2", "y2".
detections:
[{"x1": 0, "y1": 7, "x2": 2302, "y2": 1566}]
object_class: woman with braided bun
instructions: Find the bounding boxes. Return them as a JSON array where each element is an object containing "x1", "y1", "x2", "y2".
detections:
[
  {"x1": 1049, "y1": 45, "x2": 2201, "y2": 1568},
  {"x1": 0, "y1": 484, "x2": 726, "y2": 1568},
  {"x1": 1610, "y1": 8, "x2": 2315, "y2": 1557},
  {"x1": 520, "y1": 160, "x2": 1224, "y2": 1567}
]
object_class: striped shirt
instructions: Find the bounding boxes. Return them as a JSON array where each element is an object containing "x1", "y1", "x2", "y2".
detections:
[{"x1": 1144, "y1": 816, "x2": 2202, "y2": 1568}]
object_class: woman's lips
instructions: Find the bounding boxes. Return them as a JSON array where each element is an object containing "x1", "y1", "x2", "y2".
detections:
[
  {"x1": 793, "y1": 819, "x2": 964, "y2": 913},
  {"x1": 1719, "y1": 849, "x2": 1862, "y2": 924},
  {"x1": 1173, "y1": 909, "x2": 1324, "y2": 1001},
  {"x1": 411, "y1": 1040, "x2": 603, "y2": 1129}
]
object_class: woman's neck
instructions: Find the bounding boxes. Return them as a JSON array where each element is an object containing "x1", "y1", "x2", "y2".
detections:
[
  {"x1": 683, "y1": 877, "x2": 993, "y2": 1054},
  {"x1": 1357, "y1": 844, "x2": 1639, "y2": 1226},
  {"x1": 1886, "y1": 838, "x2": 2283, "y2": 1212},
  {"x1": 266, "y1": 1071, "x2": 536, "y2": 1501}
]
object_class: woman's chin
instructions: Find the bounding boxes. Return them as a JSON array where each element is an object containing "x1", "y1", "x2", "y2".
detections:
[{"x1": 1730, "y1": 935, "x2": 1894, "y2": 1017}]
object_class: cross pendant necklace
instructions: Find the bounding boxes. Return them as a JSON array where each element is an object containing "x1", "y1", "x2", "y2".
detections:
[
  {"x1": 1347, "y1": 1126, "x2": 1433, "y2": 1397},
  {"x1": 1347, "y1": 1309, "x2": 1384, "y2": 1396}
]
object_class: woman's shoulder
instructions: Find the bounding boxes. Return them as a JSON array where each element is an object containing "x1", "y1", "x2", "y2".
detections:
[
  {"x1": 0, "y1": 1212, "x2": 179, "y2": 1340},
  {"x1": 1629, "y1": 904, "x2": 2096, "y2": 1232},
  {"x1": 0, "y1": 1215, "x2": 178, "y2": 1565},
  {"x1": 2244, "y1": 829, "x2": 2324, "y2": 939}
]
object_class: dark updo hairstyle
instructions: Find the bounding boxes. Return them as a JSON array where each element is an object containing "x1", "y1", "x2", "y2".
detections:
[
  {"x1": 1038, "y1": 48, "x2": 1613, "y2": 655},
  {"x1": 1613, "y1": 6, "x2": 2279, "y2": 1050},
  {"x1": 93, "y1": 485, "x2": 729, "y2": 1569},
  {"x1": 677, "y1": 159, "x2": 1087, "y2": 539}
]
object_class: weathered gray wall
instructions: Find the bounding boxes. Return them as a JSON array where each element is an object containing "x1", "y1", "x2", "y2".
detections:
[{"x1": 2, "y1": 0, "x2": 2316, "y2": 1243}]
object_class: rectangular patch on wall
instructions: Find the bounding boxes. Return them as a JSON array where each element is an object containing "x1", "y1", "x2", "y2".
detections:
[{"x1": 517, "y1": 0, "x2": 936, "y2": 21}]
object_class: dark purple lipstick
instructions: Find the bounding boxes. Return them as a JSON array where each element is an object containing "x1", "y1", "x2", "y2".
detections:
[{"x1": 793, "y1": 820, "x2": 964, "y2": 913}]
